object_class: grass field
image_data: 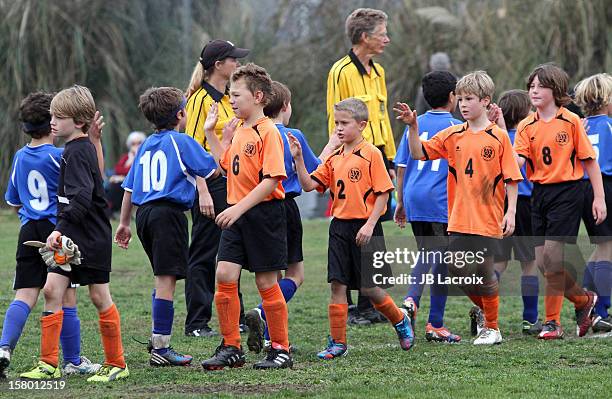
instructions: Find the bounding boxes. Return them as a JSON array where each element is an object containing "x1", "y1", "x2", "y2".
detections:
[{"x1": 0, "y1": 209, "x2": 611, "y2": 398}]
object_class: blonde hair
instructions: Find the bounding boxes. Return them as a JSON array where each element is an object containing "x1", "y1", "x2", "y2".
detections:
[
  {"x1": 345, "y1": 8, "x2": 387, "y2": 45},
  {"x1": 334, "y1": 98, "x2": 369, "y2": 122},
  {"x1": 185, "y1": 63, "x2": 212, "y2": 99},
  {"x1": 456, "y1": 71, "x2": 495, "y2": 100},
  {"x1": 574, "y1": 73, "x2": 612, "y2": 116},
  {"x1": 230, "y1": 63, "x2": 273, "y2": 106},
  {"x1": 50, "y1": 85, "x2": 96, "y2": 132}
]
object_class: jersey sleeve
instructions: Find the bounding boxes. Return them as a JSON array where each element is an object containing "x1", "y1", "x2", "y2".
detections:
[
  {"x1": 394, "y1": 129, "x2": 408, "y2": 167},
  {"x1": 378, "y1": 68, "x2": 397, "y2": 160},
  {"x1": 371, "y1": 148, "x2": 394, "y2": 194},
  {"x1": 500, "y1": 131, "x2": 523, "y2": 182},
  {"x1": 310, "y1": 159, "x2": 332, "y2": 193},
  {"x1": 295, "y1": 130, "x2": 321, "y2": 173},
  {"x1": 326, "y1": 63, "x2": 351, "y2": 136},
  {"x1": 262, "y1": 129, "x2": 287, "y2": 180},
  {"x1": 573, "y1": 115, "x2": 597, "y2": 160},
  {"x1": 4, "y1": 153, "x2": 21, "y2": 206},
  {"x1": 122, "y1": 144, "x2": 144, "y2": 192},
  {"x1": 178, "y1": 135, "x2": 217, "y2": 179},
  {"x1": 56, "y1": 149, "x2": 95, "y2": 230},
  {"x1": 513, "y1": 119, "x2": 531, "y2": 159},
  {"x1": 421, "y1": 129, "x2": 450, "y2": 161},
  {"x1": 185, "y1": 92, "x2": 207, "y2": 146}
]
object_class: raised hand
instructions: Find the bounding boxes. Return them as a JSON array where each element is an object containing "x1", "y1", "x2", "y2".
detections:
[
  {"x1": 393, "y1": 102, "x2": 417, "y2": 125},
  {"x1": 287, "y1": 133, "x2": 303, "y2": 158},
  {"x1": 204, "y1": 103, "x2": 219, "y2": 133}
]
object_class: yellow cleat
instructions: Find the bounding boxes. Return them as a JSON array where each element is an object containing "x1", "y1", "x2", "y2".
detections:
[
  {"x1": 86, "y1": 364, "x2": 129, "y2": 382},
  {"x1": 20, "y1": 361, "x2": 61, "y2": 380}
]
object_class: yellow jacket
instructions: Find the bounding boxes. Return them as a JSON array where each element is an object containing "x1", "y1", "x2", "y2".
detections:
[
  {"x1": 327, "y1": 50, "x2": 396, "y2": 160},
  {"x1": 185, "y1": 81, "x2": 234, "y2": 151}
]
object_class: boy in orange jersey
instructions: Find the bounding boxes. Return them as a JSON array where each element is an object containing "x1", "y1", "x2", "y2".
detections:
[
  {"x1": 514, "y1": 63, "x2": 604, "y2": 339},
  {"x1": 200, "y1": 63, "x2": 292, "y2": 370},
  {"x1": 290, "y1": 97, "x2": 414, "y2": 359},
  {"x1": 395, "y1": 71, "x2": 523, "y2": 345}
]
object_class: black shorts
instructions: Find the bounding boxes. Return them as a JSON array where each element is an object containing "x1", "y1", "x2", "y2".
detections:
[
  {"x1": 49, "y1": 265, "x2": 110, "y2": 286},
  {"x1": 217, "y1": 200, "x2": 287, "y2": 273},
  {"x1": 13, "y1": 219, "x2": 55, "y2": 290},
  {"x1": 285, "y1": 195, "x2": 304, "y2": 264},
  {"x1": 327, "y1": 218, "x2": 392, "y2": 290},
  {"x1": 582, "y1": 176, "x2": 612, "y2": 243},
  {"x1": 493, "y1": 195, "x2": 536, "y2": 262},
  {"x1": 448, "y1": 232, "x2": 497, "y2": 256},
  {"x1": 136, "y1": 200, "x2": 189, "y2": 279},
  {"x1": 532, "y1": 180, "x2": 584, "y2": 245},
  {"x1": 410, "y1": 221, "x2": 448, "y2": 250}
]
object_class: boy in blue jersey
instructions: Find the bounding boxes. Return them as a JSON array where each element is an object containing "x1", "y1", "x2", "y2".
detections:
[
  {"x1": 490, "y1": 90, "x2": 542, "y2": 335},
  {"x1": 1, "y1": 92, "x2": 101, "y2": 379},
  {"x1": 244, "y1": 81, "x2": 340, "y2": 352},
  {"x1": 393, "y1": 71, "x2": 462, "y2": 342},
  {"x1": 574, "y1": 73, "x2": 612, "y2": 333},
  {"x1": 115, "y1": 87, "x2": 218, "y2": 366}
]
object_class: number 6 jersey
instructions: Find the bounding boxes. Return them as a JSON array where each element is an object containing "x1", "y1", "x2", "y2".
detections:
[{"x1": 5, "y1": 143, "x2": 63, "y2": 225}]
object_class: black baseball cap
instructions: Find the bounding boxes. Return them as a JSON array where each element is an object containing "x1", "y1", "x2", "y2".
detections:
[{"x1": 199, "y1": 40, "x2": 250, "y2": 69}]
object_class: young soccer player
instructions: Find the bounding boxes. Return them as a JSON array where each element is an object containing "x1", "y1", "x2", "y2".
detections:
[
  {"x1": 395, "y1": 71, "x2": 523, "y2": 345},
  {"x1": 114, "y1": 87, "x2": 218, "y2": 366},
  {"x1": 491, "y1": 90, "x2": 542, "y2": 335},
  {"x1": 20, "y1": 86, "x2": 128, "y2": 382},
  {"x1": 574, "y1": 73, "x2": 612, "y2": 333},
  {"x1": 290, "y1": 97, "x2": 414, "y2": 359},
  {"x1": 394, "y1": 71, "x2": 462, "y2": 343},
  {"x1": 1, "y1": 92, "x2": 101, "y2": 379},
  {"x1": 200, "y1": 63, "x2": 292, "y2": 370},
  {"x1": 514, "y1": 63, "x2": 604, "y2": 339}
]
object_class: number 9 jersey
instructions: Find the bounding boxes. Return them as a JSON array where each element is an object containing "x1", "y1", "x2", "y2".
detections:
[
  {"x1": 123, "y1": 130, "x2": 217, "y2": 209},
  {"x1": 5, "y1": 143, "x2": 63, "y2": 225}
]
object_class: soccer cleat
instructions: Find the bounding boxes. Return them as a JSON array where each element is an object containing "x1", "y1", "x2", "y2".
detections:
[
  {"x1": 522, "y1": 320, "x2": 543, "y2": 336},
  {"x1": 20, "y1": 361, "x2": 61, "y2": 380},
  {"x1": 592, "y1": 315, "x2": 612, "y2": 333},
  {"x1": 360, "y1": 308, "x2": 388, "y2": 324},
  {"x1": 575, "y1": 291, "x2": 597, "y2": 337},
  {"x1": 347, "y1": 305, "x2": 371, "y2": 326},
  {"x1": 0, "y1": 346, "x2": 11, "y2": 379},
  {"x1": 201, "y1": 341, "x2": 246, "y2": 370},
  {"x1": 425, "y1": 323, "x2": 461, "y2": 343},
  {"x1": 239, "y1": 323, "x2": 249, "y2": 334},
  {"x1": 62, "y1": 356, "x2": 102, "y2": 375},
  {"x1": 402, "y1": 297, "x2": 418, "y2": 331},
  {"x1": 393, "y1": 308, "x2": 415, "y2": 350},
  {"x1": 245, "y1": 308, "x2": 265, "y2": 353},
  {"x1": 473, "y1": 328, "x2": 502, "y2": 345},
  {"x1": 317, "y1": 336, "x2": 348, "y2": 360},
  {"x1": 185, "y1": 325, "x2": 218, "y2": 337},
  {"x1": 469, "y1": 306, "x2": 485, "y2": 337},
  {"x1": 538, "y1": 320, "x2": 564, "y2": 340},
  {"x1": 87, "y1": 364, "x2": 129, "y2": 382},
  {"x1": 253, "y1": 343, "x2": 293, "y2": 369},
  {"x1": 150, "y1": 347, "x2": 193, "y2": 367}
]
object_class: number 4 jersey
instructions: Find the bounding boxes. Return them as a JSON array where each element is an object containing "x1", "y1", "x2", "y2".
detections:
[
  {"x1": 123, "y1": 130, "x2": 217, "y2": 209},
  {"x1": 421, "y1": 123, "x2": 522, "y2": 238},
  {"x1": 5, "y1": 143, "x2": 63, "y2": 225}
]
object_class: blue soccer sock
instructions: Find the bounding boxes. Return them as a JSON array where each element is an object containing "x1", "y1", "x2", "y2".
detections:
[
  {"x1": 521, "y1": 275, "x2": 539, "y2": 324},
  {"x1": 593, "y1": 261, "x2": 612, "y2": 318},
  {"x1": 406, "y1": 260, "x2": 431, "y2": 307},
  {"x1": 258, "y1": 278, "x2": 298, "y2": 340},
  {"x1": 428, "y1": 262, "x2": 448, "y2": 328},
  {"x1": 0, "y1": 300, "x2": 31, "y2": 350},
  {"x1": 60, "y1": 307, "x2": 81, "y2": 365},
  {"x1": 494, "y1": 270, "x2": 501, "y2": 283},
  {"x1": 583, "y1": 261, "x2": 596, "y2": 291},
  {"x1": 152, "y1": 297, "x2": 174, "y2": 354}
]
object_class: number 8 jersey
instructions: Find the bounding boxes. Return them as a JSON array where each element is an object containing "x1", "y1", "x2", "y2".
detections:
[
  {"x1": 123, "y1": 129, "x2": 217, "y2": 209},
  {"x1": 5, "y1": 143, "x2": 63, "y2": 225}
]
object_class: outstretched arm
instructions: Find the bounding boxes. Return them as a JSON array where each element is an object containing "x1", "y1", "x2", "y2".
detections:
[
  {"x1": 393, "y1": 103, "x2": 424, "y2": 160},
  {"x1": 288, "y1": 133, "x2": 320, "y2": 192}
]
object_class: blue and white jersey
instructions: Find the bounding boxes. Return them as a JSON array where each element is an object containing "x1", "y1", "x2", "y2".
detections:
[
  {"x1": 395, "y1": 111, "x2": 461, "y2": 223},
  {"x1": 584, "y1": 115, "x2": 612, "y2": 176},
  {"x1": 123, "y1": 130, "x2": 217, "y2": 209},
  {"x1": 507, "y1": 128, "x2": 533, "y2": 196},
  {"x1": 276, "y1": 123, "x2": 320, "y2": 196},
  {"x1": 4, "y1": 143, "x2": 63, "y2": 225}
]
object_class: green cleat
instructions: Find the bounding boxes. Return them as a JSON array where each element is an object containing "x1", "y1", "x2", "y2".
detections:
[
  {"x1": 20, "y1": 361, "x2": 61, "y2": 380},
  {"x1": 86, "y1": 364, "x2": 129, "y2": 382}
]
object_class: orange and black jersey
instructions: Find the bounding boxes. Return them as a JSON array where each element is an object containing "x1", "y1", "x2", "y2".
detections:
[
  {"x1": 185, "y1": 81, "x2": 234, "y2": 151},
  {"x1": 514, "y1": 107, "x2": 596, "y2": 184},
  {"x1": 220, "y1": 117, "x2": 286, "y2": 205},
  {"x1": 421, "y1": 123, "x2": 523, "y2": 238},
  {"x1": 311, "y1": 140, "x2": 394, "y2": 220}
]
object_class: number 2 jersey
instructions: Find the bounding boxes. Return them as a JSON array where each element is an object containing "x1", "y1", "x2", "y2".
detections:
[
  {"x1": 123, "y1": 129, "x2": 217, "y2": 209},
  {"x1": 5, "y1": 143, "x2": 62, "y2": 225},
  {"x1": 421, "y1": 123, "x2": 523, "y2": 238}
]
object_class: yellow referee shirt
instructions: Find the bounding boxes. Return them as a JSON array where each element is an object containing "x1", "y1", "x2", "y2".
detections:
[
  {"x1": 185, "y1": 81, "x2": 234, "y2": 151},
  {"x1": 326, "y1": 49, "x2": 396, "y2": 160}
]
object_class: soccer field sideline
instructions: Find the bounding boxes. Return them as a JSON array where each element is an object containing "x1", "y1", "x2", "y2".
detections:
[{"x1": 0, "y1": 211, "x2": 611, "y2": 398}]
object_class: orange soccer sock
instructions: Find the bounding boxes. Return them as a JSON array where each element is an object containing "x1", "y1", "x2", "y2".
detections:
[
  {"x1": 99, "y1": 303, "x2": 126, "y2": 369},
  {"x1": 328, "y1": 304, "x2": 348, "y2": 344},
  {"x1": 563, "y1": 271, "x2": 588, "y2": 309},
  {"x1": 259, "y1": 284, "x2": 289, "y2": 350},
  {"x1": 544, "y1": 271, "x2": 565, "y2": 324},
  {"x1": 373, "y1": 295, "x2": 404, "y2": 325},
  {"x1": 40, "y1": 310, "x2": 64, "y2": 368},
  {"x1": 468, "y1": 294, "x2": 484, "y2": 309},
  {"x1": 481, "y1": 295, "x2": 499, "y2": 330},
  {"x1": 215, "y1": 282, "x2": 241, "y2": 349}
]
